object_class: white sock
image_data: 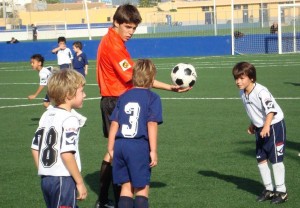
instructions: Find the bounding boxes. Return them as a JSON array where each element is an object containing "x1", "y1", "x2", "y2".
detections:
[
  {"x1": 258, "y1": 162, "x2": 274, "y2": 191},
  {"x1": 272, "y1": 162, "x2": 286, "y2": 193}
]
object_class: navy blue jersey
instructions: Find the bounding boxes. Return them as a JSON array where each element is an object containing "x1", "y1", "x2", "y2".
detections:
[
  {"x1": 72, "y1": 52, "x2": 88, "y2": 76},
  {"x1": 110, "y1": 88, "x2": 163, "y2": 140}
]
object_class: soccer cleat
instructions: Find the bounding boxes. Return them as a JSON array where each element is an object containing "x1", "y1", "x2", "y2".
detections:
[
  {"x1": 271, "y1": 191, "x2": 288, "y2": 204},
  {"x1": 94, "y1": 199, "x2": 115, "y2": 208},
  {"x1": 256, "y1": 189, "x2": 274, "y2": 202}
]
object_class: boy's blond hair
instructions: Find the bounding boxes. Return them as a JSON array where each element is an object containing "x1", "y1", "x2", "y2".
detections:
[
  {"x1": 132, "y1": 59, "x2": 156, "y2": 88},
  {"x1": 48, "y1": 69, "x2": 85, "y2": 106}
]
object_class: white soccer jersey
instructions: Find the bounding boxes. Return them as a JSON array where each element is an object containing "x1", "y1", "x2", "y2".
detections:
[
  {"x1": 39, "y1": 66, "x2": 53, "y2": 86},
  {"x1": 31, "y1": 107, "x2": 81, "y2": 176},
  {"x1": 57, "y1": 48, "x2": 73, "y2": 65},
  {"x1": 240, "y1": 82, "x2": 284, "y2": 128}
]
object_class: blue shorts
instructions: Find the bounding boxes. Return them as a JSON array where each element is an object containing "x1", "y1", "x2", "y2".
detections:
[
  {"x1": 255, "y1": 120, "x2": 286, "y2": 164},
  {"x1": 59, "y1": 64, "x2": 71, "y2": 70},
  {"x1": 112, "y1": 139, "x2": 151, "y2": 188},
  {"x1": 41, "y1": 176, "x2": 77, "y2": 208}
]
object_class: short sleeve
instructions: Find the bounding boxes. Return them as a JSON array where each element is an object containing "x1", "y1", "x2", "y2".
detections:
[
  {"x1": 259, "y1": 90, "x2": 277, "y2": 115},
  {"x1": 60, "y1": 116, "x2": 80, "y2": 153},
  {"x1": 148, "y1": 93, "x2": 163, "y2": 125}
]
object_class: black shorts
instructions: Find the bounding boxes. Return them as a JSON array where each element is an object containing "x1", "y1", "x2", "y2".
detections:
[{"x1": 100, "y1": 96, "x2": 118, "y2": 138}]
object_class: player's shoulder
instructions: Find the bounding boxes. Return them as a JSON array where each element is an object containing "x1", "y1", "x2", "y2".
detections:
[{"x1": 254, "y1": 83, "x2": 270, "y2": 94}]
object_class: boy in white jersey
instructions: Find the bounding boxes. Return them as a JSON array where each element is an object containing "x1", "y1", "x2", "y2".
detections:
[
  {"x1": 232, "y1": 62, "x2": 288, "y2": 204},
  {"x1": 31, "y1": 69, "x2": 87, "y2": 208},
  {"x1": 28, "y1": 54, "x2": 54, "y2": 108},
  {"x1": 52, "y1": 36, "x2": 73, "y2": 69},
  {"x1": 28, "y1": 54, "x2": 87, "y2": 126}
]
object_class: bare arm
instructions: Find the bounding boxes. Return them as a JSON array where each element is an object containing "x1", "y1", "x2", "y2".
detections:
[
  {"x1": 28, "y1": 85, "x2": 44, "y2": 99},
  {"x1": 148, "y1": 121, "x2": 158, "y2": 167},
  {"x1": 153, "y1": 80, "x2": 190, "y2": 92},
  {"x1": 61, "y1": 152, "x2": 87, "y2": 200},
  {"x1": 31, "y1": 149, "x2": 39, "y2": 169},
  {"x1": 107, "y1": 121, "x2": 119, "y2": 160},
  {"x1": 85, "y1": 64, "x2": 88, "y2": 76},
  {"x1": 260, "y1": 112, "x2": 274, "y2": 138}
]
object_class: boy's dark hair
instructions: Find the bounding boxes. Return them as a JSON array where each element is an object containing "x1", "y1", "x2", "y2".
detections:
[
  {"x1": 232, "y1": 62, "x2": 256, "y2": 82},
  {"x1": 73, "y1": 41, "x2": 82, "y2": 50},
  {"x1": 113, "y1": 4, "x2": 142, "y2": 25},
  {"x1": 57, "y1": 36, "x2": 66, "y2": 43},
  {"x1": 31, "y1": 54, "x2": 45, "y2": 66}
]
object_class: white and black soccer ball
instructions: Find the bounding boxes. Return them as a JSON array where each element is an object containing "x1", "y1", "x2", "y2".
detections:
[{"x1": 171, "y1": 63, "x2": 197, "y2": 88}]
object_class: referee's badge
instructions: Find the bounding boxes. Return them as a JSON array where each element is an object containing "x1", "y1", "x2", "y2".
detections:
[{"x1": 119, "y1": 59, "x2": 131, "y2": 71}]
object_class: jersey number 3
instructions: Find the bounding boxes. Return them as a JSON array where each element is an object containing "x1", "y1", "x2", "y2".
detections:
[{"x1": 122, "y1": 102, "x2": 140, "y2": 138}]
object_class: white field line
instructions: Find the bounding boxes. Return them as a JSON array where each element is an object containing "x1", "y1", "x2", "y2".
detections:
[{"x1": 1, "y1": 97, "x2": 300, "y2": 109}]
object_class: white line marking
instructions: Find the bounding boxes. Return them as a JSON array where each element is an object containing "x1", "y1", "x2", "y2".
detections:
[{"x1": 1, "y1": 97, "x2": 300, "y2": 109}]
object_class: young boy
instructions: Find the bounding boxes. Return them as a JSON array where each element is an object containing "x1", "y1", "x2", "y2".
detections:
[
  {"x1": 52, "y1": 36, "x2": 73, "y2": 69},
  {"x1": 28, "y1": 54, "x2": 54, "y2": 108},
  {"x1": 108, "y1": 59, "x2": 163, "y2": 208},
  {"x1": 31, "y1": 69, "x2": 88, "y2": 208},
  {"x1": 72, "y1": 41, "x2": 88, "y2": 77},
  {"x1": 232, "y1": 62, "x2": 288, "y2": 204}
]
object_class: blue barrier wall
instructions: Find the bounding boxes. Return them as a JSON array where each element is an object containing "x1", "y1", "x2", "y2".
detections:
[{"x1": 0, "y1": 36, "x2": 231, "y2": 62}]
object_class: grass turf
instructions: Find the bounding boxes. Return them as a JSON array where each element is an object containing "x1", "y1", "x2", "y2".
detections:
[{"x1": 0, "y1": 54, "x2": 299, "y2": 207}]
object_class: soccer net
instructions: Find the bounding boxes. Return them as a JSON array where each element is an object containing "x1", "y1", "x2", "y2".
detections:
[
  {"x1": 28, "y1": 21, "x2": 67, "y2": 40},
  {"x1": 278, "y1": 3, "x2": 300, "y2": 54},
  {"x1": 232, "y1": 4, "x2": 279, "y2": 55}
]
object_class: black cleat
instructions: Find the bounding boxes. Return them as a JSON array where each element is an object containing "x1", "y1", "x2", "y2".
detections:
[
  {"x1": 94, "y1": 199, "x2": 115, "y2": 208},
  {"x1": 256, "y1": 189, "x2": 274, "y2": 202},
  {"x1": 271, "y1": 191, "x2": 288, "y2": 204}
]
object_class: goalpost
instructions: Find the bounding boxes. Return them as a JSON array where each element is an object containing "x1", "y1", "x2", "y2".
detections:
[
  {"x1": 27, "y1": 21, "x2": 67, "y2": 40},
  {"x1": 278, "y1": 3, "x2": 300, "y2": 54}
]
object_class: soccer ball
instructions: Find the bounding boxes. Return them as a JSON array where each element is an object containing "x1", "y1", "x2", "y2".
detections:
[{"x1": 171, "y1": 63, "x2": 197, "y2": 88}]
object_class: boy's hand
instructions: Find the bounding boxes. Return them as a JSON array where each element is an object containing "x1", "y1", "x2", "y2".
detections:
[
  {"x1": 28, "y1": 95, "x2": 36, "y2": 100},
  {"x1": 247, "y1": 124, "x2": 255, "y2": 134},
  {"x1": 76, "y1": 182, "x2": 87, "y2": 200},
  {"x1": 260, "y1": 126, "x2": 270, "y2": 138},
  {"x1": 149, "y1": 151, "x2": 158, "y2": 167}
]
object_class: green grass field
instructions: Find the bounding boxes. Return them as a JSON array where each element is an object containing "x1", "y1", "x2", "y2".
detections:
[{"x1": 0, "y1": 54, "x2": 299, "y2": 208}]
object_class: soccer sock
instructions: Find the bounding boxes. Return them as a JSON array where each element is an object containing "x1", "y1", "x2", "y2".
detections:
[
  {"x1": 258, "y1": 162, "x2": 274, "y2": 191},
  {"x1": 134, "y1": 196, "x2": 149, "y2": 208},
  {"x1": 98, "y1": 160, "x2": 112, "y2": 204},
  {"x1": 118, "y1": 196, "x2": 134, "y2": 208},
  {"x1": 272, "y1": 162, "x2": 286, "y2": 193},
  {"x1": 112, "y1": 183, "x2": 121, "y2": 208}
]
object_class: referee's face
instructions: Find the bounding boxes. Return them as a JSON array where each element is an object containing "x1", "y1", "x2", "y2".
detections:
[{"x1": 114, "y1": 22, "x2": 138, "y2": 42}]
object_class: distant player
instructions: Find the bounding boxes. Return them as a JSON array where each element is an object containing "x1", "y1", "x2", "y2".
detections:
[
  {"x1": 28, "y1": 54, "x2": 54, "y2": 108},
  {"x1": 52, "y1": 36, "x2": 73, "y2": 69},
  {"x1": 72, "y1": 41, "x2": 89, "y2": 77},
  {"x1": 108, "y1": 59, "x2": 162, "y2": 208},
  {"x1": 31, "y1": 69, "x2": 88, "y2": 208},
  {"x1": 232, "y1": 62, "x2": 288, "y2": 204},
  {"x1": 31, "y1": 24, "x2": 38, "y2": 41}
]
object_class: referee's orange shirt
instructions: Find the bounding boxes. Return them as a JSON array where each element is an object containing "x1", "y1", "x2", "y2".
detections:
[{"x1": 96, "y1": 27, "x2": 134, "y2": 97}]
